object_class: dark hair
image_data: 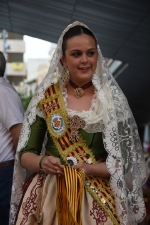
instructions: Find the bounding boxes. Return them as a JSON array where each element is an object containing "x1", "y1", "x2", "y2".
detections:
[
  {"x1": 62, "y1": 25, "x2": 97, "y2": 55},
  {"x1": 0, "y1": 51, "x2": 6, "y2": 77}
]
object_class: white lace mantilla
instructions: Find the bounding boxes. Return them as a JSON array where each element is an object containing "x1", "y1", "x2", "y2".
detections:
[{"x1": 9, "y1": 21, "x2": 147, "y2": 225}]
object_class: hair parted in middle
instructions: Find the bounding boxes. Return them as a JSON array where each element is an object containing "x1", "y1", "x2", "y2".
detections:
[{"x1": 62, "y1": 25, "x2": 97, "y2": 56}]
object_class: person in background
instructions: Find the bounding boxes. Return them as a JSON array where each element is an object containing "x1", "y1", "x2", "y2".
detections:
[
  {"x1": 0, "y1": 51, "x2": 24, "y2": 225},
  {"x1": 10, "y1": 22, "x2": 147, "y2": 225}
]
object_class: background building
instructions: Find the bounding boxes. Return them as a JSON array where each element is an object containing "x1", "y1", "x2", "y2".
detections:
[{"x1": 0, "y1": 30, "x2": 26, "y2": 86}]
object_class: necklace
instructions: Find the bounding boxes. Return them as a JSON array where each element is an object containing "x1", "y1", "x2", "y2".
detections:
[{"x1": 69, "y1": 79, "x2": 93, "y2": 98}]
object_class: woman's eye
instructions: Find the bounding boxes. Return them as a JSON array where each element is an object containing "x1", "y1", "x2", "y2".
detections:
[
  {"x1": 71, "y1": 51, "x2": 96, "y2": 57},
  {"x1": 87, "y1": 51, "x2": 95, "y2": 56},
  {"x1": 72, "y1": 52, "x2": 81, "y2": 57}
]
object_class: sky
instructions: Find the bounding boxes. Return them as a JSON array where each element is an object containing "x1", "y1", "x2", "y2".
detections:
[
  {"x1": 23, "y1": 35, "x2": 56, "y2": 62},
  {"x1": 23, "y1": 35, "x2": 57, "y2": 81}
]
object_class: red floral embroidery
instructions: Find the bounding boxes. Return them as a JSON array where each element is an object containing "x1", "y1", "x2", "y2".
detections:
[
  {"x1": 20, "y1": 171, "x2": 46, "y2": 224},
  {"x1": 90, "y1": 200, "x2": 108, "y2": 225}
]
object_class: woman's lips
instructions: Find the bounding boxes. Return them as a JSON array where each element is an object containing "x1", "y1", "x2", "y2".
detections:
[{"x1": 78, "y1": 67, "x2": 91, "y2": 72}]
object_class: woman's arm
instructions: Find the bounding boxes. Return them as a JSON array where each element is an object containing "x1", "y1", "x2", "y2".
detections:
[
  {"x1": 21, "y1": 152, "x2": 43, "y2": 172},
  {"x1": 21, "y1": 152, "x2": 64, "y2": 176},
  {"x1": 20, "y1": 115, "x2": 63, "y2": 176},
  {"x1": 73, "y1": 162, "x2": 110, "y2": 177}
]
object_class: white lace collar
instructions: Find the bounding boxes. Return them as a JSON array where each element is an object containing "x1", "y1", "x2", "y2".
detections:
[{"x1": 61, "y1": 85, "x2": 104, "y2": 133}]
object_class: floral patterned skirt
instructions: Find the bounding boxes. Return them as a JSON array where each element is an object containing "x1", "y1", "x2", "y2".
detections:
[{"x1": 15, "y1": 171, "x2": 118, "y2": 225}]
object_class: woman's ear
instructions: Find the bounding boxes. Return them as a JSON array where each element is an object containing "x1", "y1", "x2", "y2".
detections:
[{"x1": 60, "y1": 56, "x2": 67, "y2": 67}]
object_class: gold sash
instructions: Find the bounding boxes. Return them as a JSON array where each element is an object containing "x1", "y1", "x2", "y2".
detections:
[{"x1": 39, "y1": 83, "x2": 120, "y2": 225}]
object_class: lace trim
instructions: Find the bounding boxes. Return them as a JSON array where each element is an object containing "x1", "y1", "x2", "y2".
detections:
[{"x1": 61, "y1": 84, "x2": 104, "y2": 133}]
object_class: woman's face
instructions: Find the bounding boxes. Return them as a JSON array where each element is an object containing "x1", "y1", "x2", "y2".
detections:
[{"x1": 61, "y1": 33, "x2": 98, "y2": 85}]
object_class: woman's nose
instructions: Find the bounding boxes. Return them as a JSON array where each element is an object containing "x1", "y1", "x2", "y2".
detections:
[{"x1": 81, "y1": 54, "x2": 88, "y2": 63}]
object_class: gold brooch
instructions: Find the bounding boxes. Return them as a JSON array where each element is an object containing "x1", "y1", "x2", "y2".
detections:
[
  {"x1": 74, "y1": 88, "x2": 84, "y2": 99},
  {"x1": 68, "y1": 115, "x2": 86, "y2": 143}
]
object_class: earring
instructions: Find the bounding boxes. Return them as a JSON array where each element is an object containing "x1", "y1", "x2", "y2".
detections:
[{"x1": 61, "y1": 66, "x2": 69, "y2": 84}]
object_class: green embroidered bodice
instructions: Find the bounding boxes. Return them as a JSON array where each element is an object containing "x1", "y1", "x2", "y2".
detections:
[{"x1": 20, "y1": 115, "x2": 107, "y2": 163}]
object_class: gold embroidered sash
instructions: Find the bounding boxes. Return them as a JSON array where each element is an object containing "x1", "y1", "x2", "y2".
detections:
[{"x1": 38, "y1": 83, "x2": 120, "y2": 225}]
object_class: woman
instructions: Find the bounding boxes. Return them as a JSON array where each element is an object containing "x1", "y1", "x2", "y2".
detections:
[{"x1": 9, "y1": 21, "x2": 147, "y2": 225}]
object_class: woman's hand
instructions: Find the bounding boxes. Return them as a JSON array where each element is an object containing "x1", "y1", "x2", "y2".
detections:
[
  {"x1": 41, "y1": 156, "x2": 64, "y2": 176},
  {"x1": 73, "y1": 162, "x2": 91, "y2": 175},
  {"x1": 73, "y1": 162, "x2": 110, "y2": 177}
]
